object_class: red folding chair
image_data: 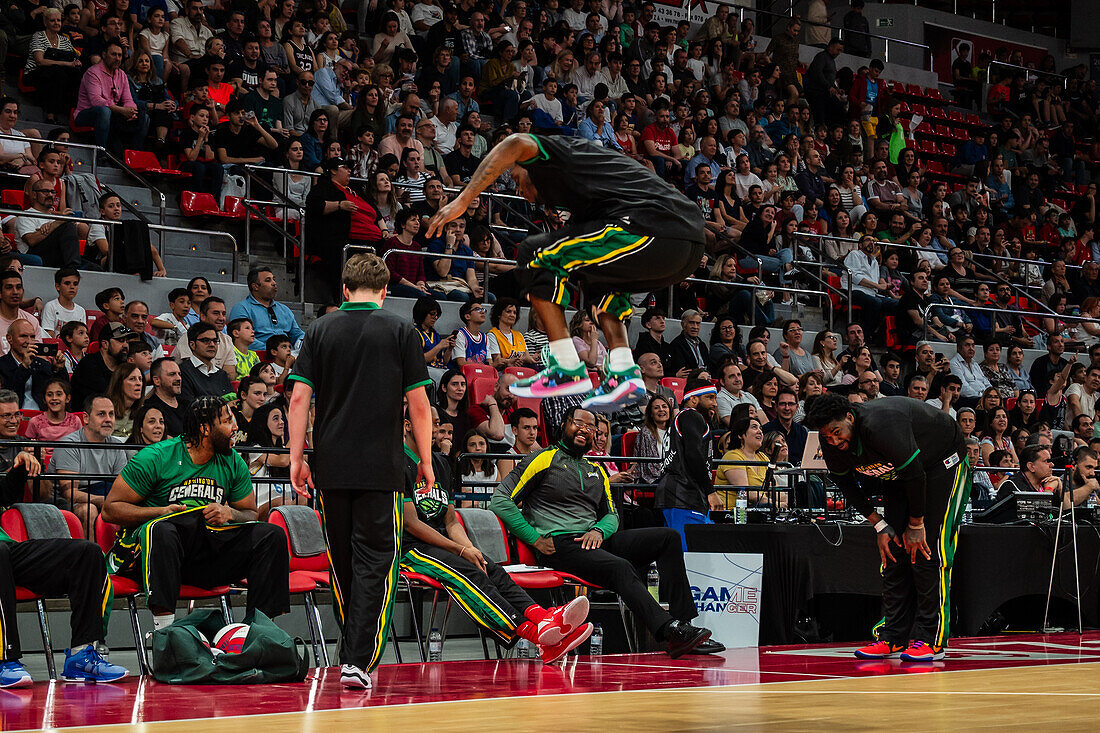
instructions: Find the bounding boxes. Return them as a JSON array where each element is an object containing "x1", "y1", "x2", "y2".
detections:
[
  {"x1": 461, "y1": 362, "x2": 497, "y2": 384},
  {"x1": 660, "y1": 377, "x2": 685, "y2": 404},
  {"x1": 267, "y1": 507, "x2": 332, "y2": 666},
  {"x1": 123, "y1": 149, "x2": 190, "y2": 177},
  {"x1": 504, "y1": 366, "x2": 535, "y2": 380}
]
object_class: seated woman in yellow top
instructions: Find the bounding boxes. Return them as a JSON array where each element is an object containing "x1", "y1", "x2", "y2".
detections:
[
  {"x1": 486, "y1": 297, "x2": 538, "y2": 370},
  {"x1": 714, "y1": 416, "x2": 777, "y2": 508}
]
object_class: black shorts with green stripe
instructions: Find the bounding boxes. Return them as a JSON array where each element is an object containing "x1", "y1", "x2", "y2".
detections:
[{"x1": 516, "y1": 218, "x2": 705, "y2": 320}]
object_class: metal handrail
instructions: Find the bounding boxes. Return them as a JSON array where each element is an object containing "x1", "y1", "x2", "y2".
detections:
[
  {"x1": 377, "y1": 247, "x2": 516, "y2": 304},
  {"x1": 0, "y1": 132, "x2": 169, "y2": 247},
  {"x1": 920, "y1": 300, "x2": 1097, "y2": 344},
  {"x1": 0, "y1": 208, "x2": 239, "y2": 280},
  {"x1": 986, "y1": 60, "x2": 1068, "y2": 87},
  {"x1": 720, "y1": 0, "x2": 931, "y2": 69}
]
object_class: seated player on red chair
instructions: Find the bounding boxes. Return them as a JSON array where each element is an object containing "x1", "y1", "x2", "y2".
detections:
[
  {"x1": 398, "y1": 407, "x2": 592, "y2": 664},
  {"x1": 0, "y1": 389, "x2": 128, "y2": 687},
  {"x1": 102, "y1": 395, "x2": 290, "y2": 634},
  {"x1": 491, "y1": 406, "x2": 726, "y2": 658}
]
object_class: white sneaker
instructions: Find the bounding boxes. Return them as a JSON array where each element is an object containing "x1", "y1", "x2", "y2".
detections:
[{"x1": 340, "y1": 664, "x2": 372, "y2": 689}]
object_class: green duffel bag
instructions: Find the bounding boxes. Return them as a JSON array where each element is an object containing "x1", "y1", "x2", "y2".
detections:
[{"x1": 150, "y1": 609, "x2": 310, "y2": 684}]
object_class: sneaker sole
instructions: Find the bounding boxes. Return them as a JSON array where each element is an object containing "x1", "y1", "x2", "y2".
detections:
[
  {"x1": 853, "y1": 650, "x2": 902, "y2": 660},
  {"x1": 60, "y1": 671, "x2": 128, "y2": 684},
  {"x1": 581, "y1": 379, "x2": 647, "y2": 413},
  {"x1": 536, "y1": 596, "x2": 590, "y2": 646},
  {"x1": 340, "y1": 670, "x2": 372, "y2": 689},
  {"x1": 668, "y1": 627, "x2": 712, "y2": 660},
  {"x1": 900, "y1": 652, "x2": 945, "y2": 662},
  {"x1": 0, "y1": 677, "x2": 32, "y2": 689},
  {"x1": 510, "y1": 378, "x2": 592, "y2": 399},
  {"x1": 541, "y1": 623, "x2": 594, "y2": 665}
]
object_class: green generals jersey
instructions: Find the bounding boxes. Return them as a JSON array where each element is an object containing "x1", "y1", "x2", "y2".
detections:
[
  {"x1": 518, "y1": 135, "x2": 706, "y2": 244},
  {"x1": 819, "y1": 397, "x2": 966, "y2": 518},
  {"x1": 402, "y1": 447, "x2": 453, "y2": 542},
  {"x1": 107, "y1": 437, "x2": 254, "y2": 571}
]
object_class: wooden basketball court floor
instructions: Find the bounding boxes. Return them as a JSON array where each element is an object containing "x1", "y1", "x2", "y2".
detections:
[{"x1": 6, "y1": 631, "x2": 1100, "y2": 731}]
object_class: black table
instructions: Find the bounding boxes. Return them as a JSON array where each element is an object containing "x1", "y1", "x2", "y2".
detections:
[{"x1": 685, "y1": 523, "x2": 1100, "y2": 645}]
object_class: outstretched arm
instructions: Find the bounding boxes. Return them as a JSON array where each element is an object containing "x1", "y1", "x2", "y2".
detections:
[{"x1": 425, "y1": 134, "x2": 540, "y2": 238}]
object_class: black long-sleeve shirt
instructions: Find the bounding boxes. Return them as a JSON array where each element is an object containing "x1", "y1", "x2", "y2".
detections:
[
  {"x1": 655, "y1": 407, "x2": 714, "y2": 512},
  {"x1": 819, "y1": 397, "x2": 965, "y2": 519}
]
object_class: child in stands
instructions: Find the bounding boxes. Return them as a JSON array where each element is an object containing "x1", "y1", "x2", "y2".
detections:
[
  {"x1": 24, "y1": 377, "x2": 82, "y2": 468},
  {"x1": 151, "y1": 287, "x2": 190, "y2": 347},
  {"x1": 40, "y1": 267, "x2": 85, "y2": 337},
  {"x1": 230, "y1": 317, "x2": 259, "y2": 379},
  {"x1": 266, "y1": 333, "x2": 294, "y2": 383},
  {"x1": 58, "y1": 320, "x2": 88, "y2": 376}
]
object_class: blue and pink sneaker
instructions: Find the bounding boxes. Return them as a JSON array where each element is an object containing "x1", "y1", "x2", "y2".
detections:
[
  {"x1": 0, "y1": 661, "x2": 32, "y2": 688},
  {"x1": 61, "y1": 646, "x2": 128, "y2": 683},
  {"x1": 582, "y1": 366, "x2": 646, "y2": 413},
  {"x1": 899, "y1": 640, "x2": 945, "y2": 662},
  {"x1": 509, "y1": 354, "x2": 592, "y2": 399}
]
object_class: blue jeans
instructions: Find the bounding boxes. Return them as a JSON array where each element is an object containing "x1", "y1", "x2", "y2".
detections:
[
  {"x1": 389, "y1": 281, "x2": 432, "y2": 299},
  {"x1": 486, "y1": 85, "x2": 520, "y2": 121},
  {"x1": 75, "y1": 106, "x2": 150, "y2": 154},
  {"x1": 12, "y1": 252, "x2": 43, "y2": 266},
  {"x1": 739, "y1": 248, "x2": 794, "y2": 285}
]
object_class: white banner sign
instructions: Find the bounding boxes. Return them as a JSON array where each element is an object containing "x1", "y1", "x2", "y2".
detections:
[
  {"x1": 684, "y1": 552, "x2": 763, "y2": 649},
  {"x1": 651, "y1": 0, "x2": 748, "y2": 28}
]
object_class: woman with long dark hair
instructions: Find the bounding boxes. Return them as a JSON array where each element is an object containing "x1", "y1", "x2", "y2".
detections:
[
  {"x1": 126, "y1": 404, "x2": 165, "y2": 446},
  {"x1": 451, "y1": 429, "x2": 496, "y2": 508},
  {"x1": 301, "y1": 109, "x2": 330, "y2": 171},
  {"x1": 437, "y1": 369, "x2": 471, "y2": 441},
  {"x1": 245, "y1": 402, "x2": 304, "y2": 519},
  {"x1": 634, "y1": 395, "x2": 673, "y2": 485}
]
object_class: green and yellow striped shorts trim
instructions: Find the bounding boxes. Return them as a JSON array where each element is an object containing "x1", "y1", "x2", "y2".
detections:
[{"x1": 530, "y1": 225, "x2": 652, "y2": 311}]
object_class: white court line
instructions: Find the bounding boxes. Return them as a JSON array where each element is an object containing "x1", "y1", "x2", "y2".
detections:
[
  {"x1": 18, "y1": 659, "x2": 1100, "y2": 732},
  {"x1": 589, "y1": 660, "x2": 846, "y2": 678}
]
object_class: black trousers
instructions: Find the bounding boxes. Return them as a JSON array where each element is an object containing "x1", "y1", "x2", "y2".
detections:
[
  {"x1": 402, "y1": 540, "x2": 537, "y2": 643},
  {"x1": 32, "y1": 221, "x2": 83, "y2": 269},
  {"x1": 879, "y1": 459, "x2": 970, "y2": 647},
  {"x1": 543, "y1": 528, "x2": 696, "y2": 636},
  {"x1": 29, "y1": 65, "x2": 82, "y2": 117},
  {"x1": 0, "y1": 538, "x2": 112, "y2": 661},
  {"x1": 120, "y1": 510, "x2": 289, "y2": 618},
  {"x1": 318, "y1": 490, "x2": 402, "y2": 671}
]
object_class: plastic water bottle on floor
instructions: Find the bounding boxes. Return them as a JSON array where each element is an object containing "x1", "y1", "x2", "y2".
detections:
[
  {"x1": 428, "y1": 628, "x2": 442, "y2": 662},
  {"x1": 736, "y1": 492, "x2": 748, "y2": 524},
  {"x1": 517, "y1": 637, "x2": 531, "y2": 658},
  {"x1": 590, "y1": 623, "x2": 603, "y2": 656},
  {"x1": 647, "y1": 565, "x2": 660, "y2": 602},
  {"x1": 964, "y1": 501, "x2": 973, "y2": 525}
]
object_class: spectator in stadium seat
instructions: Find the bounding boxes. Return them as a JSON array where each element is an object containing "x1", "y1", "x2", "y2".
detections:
[
  {"x1": 762, "y1": 388, "x2": 808, "y2": 462},
  {"x1": 452, "y1": 301, "x2": 488, "y2": 368},
  {"x1": 444, "y1": 124, "x2": 482, "y2": 186},
  {"x1": 178, "y1": 322, "x2": 233, "y2": 404},
  {"x1": 176, "y1": 105, "x2": 223, "y2": 197},
  {"x1": 41, "y1": 269, "x2": 85, "y2": 338},
  {"x1": 59, "y1": 320, "x2": 88, "y2": 376},
  {"x1": 843, "y1": 234, "x2": 898, "y2": 333},
  {"x1": 378, "y1": 112, "x2": 425, "y2": 164},
  {"x1": 215, "y1": 98, "x2": 280, "y2": 166},
  {"x1": 52, "y1": 394, "x2": 128, "y2": 529},
  {"x1": 229, "y1": 266, "x2": 306, "y2": 350},
  {"x1": 71, "y1": 322, "x2": 136, "y2": 407},
  {"x1": 0, "y1": 319, "x2": 66, "y2": 409},
  {"x1": 717, "y1": 359, "x2": 760, "y2": 428},
  {"x1": 169, "y1": 0, "x2": 213, "y2": 67},
  {"x1": 0, "y1": 273, "x2": 47, "y2": 355},
  {"x1": 243, "y1": 69, "x2": 287, "y2": 136},
  {"x1": 633, "y1": 307, "x2": 676, "y2": 377},
  {"x1": 641, "y1": 102, "x2": 682, "y2": 179},
  {"x1": 104, "y1": 395, "x2": 289, "y2": 633},
  {"x1": 122, "y1": 300, "x2": 164, "y2": 360},
  {"x1": 0, "y1": 98, "x2": 42, "y2": 175},
  {"x1": 74, "y1": 40, "x2": 149, "y2": 154},
  {"x1": 24, "y1": 9, "x2": 83, "y2": 126},
  {"x1": 313, "y1": 56, "x2": 355, "y2": 134},
  {"x1": 13, "y1": 182, "x2": 84, "y2": 269},
  {"x1": 496, "y1": 407, "x2": 542, "y2": 475},
  {"x1": 469, "y1": 372, "x2": 518, "y2": 443},
  {"x1": 24, "y1": 377, "x2": 82, "y2": 461},
  {"x1": 493, "y1": 405, "x2": 722, "y2": 657},
  {"x1": 144, "y1": 357, "x2": 185, "y2": 437},
  {"x1": 284, "y1": 71, "x2": 321, "y2": 138},
  {"x1": 173, "y1": 296, "x2": 236, "y2": 379},
  {"x1": 670, "y1": 309, "x2": 709, "y2": 375}
]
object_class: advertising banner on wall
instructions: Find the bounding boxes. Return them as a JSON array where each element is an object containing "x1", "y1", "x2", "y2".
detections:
[
  {"x1": 651, "y1": 0, "x2": 747, "y2": 28},
  {"x1": 924, "y1": 23, "x2": 1049, "y2": 85},
  {"x1": 684, "y1": 552, "x2": 763, "y2": 649}
]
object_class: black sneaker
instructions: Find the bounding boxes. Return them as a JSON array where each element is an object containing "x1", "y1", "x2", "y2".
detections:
[
  {"x1": 686, "y1": 638, "x2": 726, "y2": 655},
  {"x1": 665, "y1": 621, "x2": 711, "y2": 659}
]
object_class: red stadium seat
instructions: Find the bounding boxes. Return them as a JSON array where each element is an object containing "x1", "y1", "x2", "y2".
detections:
[
  {"x1": 180, "y1": 191, "x2": 235, "y2": 218},
  {"x1": 461, "y1": 363, "x2": 496, "y2": 384},
  {"x1": 123, "y1": 149, "x2": 189, "y2": 177},
  {"x1": 469, "y1": 376, "x2": 496, "y2": 405},
  {"x1": 16, "y1": 69, "x2": 36, "y2": 94},
  {"x1": 1, "y1": 189, "x2": 27, "y2": 209},
  {"x1": 221, "y1": 195, "x2": 249, "y2": 220},
  {"x1": 503, "y1": 366, "x2": 534, "y2": 380},
  {"x1": 660, "y1": 377, "x2": 685, "y2": 403},
  {"x1": 267, "y1": 507, "x2": 329, "y2": 666}
]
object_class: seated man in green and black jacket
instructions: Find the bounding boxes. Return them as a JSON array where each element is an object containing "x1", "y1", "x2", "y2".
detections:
[{"x1": 490, "y1": 405, "x2": 725, "y2": 658}]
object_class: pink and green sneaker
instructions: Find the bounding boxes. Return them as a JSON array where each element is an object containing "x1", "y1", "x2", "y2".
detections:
[
  {"x1": 582, "y1": 366, "x2": 646, "y2": 413},
  {"x1": 509, "y1": 353, "x2": 591, "y2": 399}
]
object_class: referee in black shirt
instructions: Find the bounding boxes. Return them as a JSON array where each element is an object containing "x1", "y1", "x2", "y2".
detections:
[{"x1": 288, "y1": 253, "x2": 435, "y2": 690}]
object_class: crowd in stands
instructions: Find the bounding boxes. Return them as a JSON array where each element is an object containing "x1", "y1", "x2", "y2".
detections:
[{"x1": 0, "y1": 263, "x2": 309, "y2": 526}]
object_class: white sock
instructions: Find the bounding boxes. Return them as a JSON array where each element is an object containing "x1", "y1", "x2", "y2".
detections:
[
  {"x1": 153, "y1": 614, "x2": 176, "y2": 631},
  {"x1": 549, "y1": 338, "x2": 581, "y2": 371},
  {"x1": 609, "y1": 347, "x2": 634, "y2": 372}
]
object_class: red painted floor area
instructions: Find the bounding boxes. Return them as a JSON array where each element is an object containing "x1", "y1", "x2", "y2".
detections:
[{"x1": 5, "y1": 632, "x2": 1100, "y2": 730}]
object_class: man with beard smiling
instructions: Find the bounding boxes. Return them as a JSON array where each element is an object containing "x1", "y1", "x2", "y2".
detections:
[
  {"x1": 103, "y1": 396, "x2": 289, "y2": 635},
  {"x1": 491, "y1": 405, "x2": 724, "y2": 658}
]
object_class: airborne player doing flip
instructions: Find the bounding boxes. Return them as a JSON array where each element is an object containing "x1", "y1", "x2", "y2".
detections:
[{"x1": 426, "y1": 133, "x2": 706, "y2": 413}]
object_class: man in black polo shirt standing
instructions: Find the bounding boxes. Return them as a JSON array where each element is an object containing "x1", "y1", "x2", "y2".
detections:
[{"x1": 288, "y1": 253, "x2": 434, "y2": 690}]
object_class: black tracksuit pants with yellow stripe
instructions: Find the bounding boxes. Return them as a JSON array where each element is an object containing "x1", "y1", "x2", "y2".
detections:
[
  {"x1": 401, "y1": 541, "x2": 536, "y2": 644},
  {"x1": 318, "y1": 489, "x2": 402, "y2": 672},
  {"x1": 0, "y1": 538, "x2": 112, "y2": 661},
  {"x1": 878, "y1": 460, "x2": 970, "y2": 648}
]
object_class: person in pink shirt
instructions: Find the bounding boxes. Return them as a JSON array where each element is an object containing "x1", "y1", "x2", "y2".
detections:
[
  {"x1": 74, "y1": 39, "x2": 149, "y2": 153},
  {"x1": 23, "y1": 377, "x2": 83, "y2": 469}
]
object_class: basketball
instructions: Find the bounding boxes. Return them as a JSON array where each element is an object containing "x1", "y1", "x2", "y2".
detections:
[
  {"x1": 198, "y1": 636, "x2": 224, "y2": 658},
  {"x1": 212, "y1": 624, "x2": 250, "y2": 655}
]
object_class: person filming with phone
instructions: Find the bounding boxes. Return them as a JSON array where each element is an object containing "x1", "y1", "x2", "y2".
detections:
[{"x1": 0, "y1": 319, "x2": 67, "y2": 409}]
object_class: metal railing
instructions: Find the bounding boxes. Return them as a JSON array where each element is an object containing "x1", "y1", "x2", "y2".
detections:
[
  {"x1": 986, "y1": 60, "x2": 1068, "y2": 88},
  {"x1": 0, "y1": 208, "x2": 240, "y2": 280},
  {"x1": 377, "y1": 247, "x2": 516, "y2": 304},
  {"x1": 720, "y1": 0, "x2": 932, "y2": 70},
  {"x1": 0, "y1": 132, "x2": 169, "y2": 248},
  {"x1": 920, "y1": 300, "x2": 1098, "y2": 344}
]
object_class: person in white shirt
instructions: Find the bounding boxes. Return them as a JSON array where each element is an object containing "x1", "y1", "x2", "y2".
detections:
[
  {"x1": 572, "y1": 51, "x2": 603, "y2": 100},
  {"x1": 430, "y1": 97, "x2": 459, "y2": 154},
  {"x1": 524, "y1": 77, "x2": 564, "y2": 125},
  {"x1": 562, "y1": 0, "x2": 588, "y2": 31},
  {"x1": 1067, "y1": 365, "x2": 1100, "y2": 424},
  {"x1": 152, "y1": 287, "x2": 190, "y2": 347},
  {"x1": 453, "y1": 300, "x2": 489, "y2": 367},
  {"x1": 949, "y1": 335, "x2": 993, "y2": 406},
  {"x1": 842, "y1": 234, "x2": 898, "y2": 330},
  {"x1": 716, "y1": 360, "x2": 760, "y2": 428},
  {"x1": 410, "y1": 0, "x2": 443, "y2": 37},
  {"x1": 598, "y1": 52, "x2": 629, "y2": 100},
  {"x1": 40, "y1": 268, "x2": 86, "y2": 337}
]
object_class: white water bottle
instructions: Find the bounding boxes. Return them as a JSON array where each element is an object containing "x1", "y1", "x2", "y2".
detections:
[
  {"x1": 647, "y1": 565, "x2": 660, "y2": 602},
  {"x1": 736, "y1": 493, "x2": 748, "y2": 524},
  {"x1": 964, "y1": 501, "x2": 973, "y2": 525},
  {"x1": 517, "y1": 637, "x2": 531, "y2": 658},
  {"x1": 428, "y1": 628, "x2": 442, "y2": 662},
  {"x1": 590, "y1": 623, "x2": 603, "y2": 655}
]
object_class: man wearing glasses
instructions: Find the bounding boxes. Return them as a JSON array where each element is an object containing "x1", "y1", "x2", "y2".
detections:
[
  {"x1": 230, "y1": 267, "x2": 305, "y2": 350},
  {"x1": 492, "y1": 405, "x2": 723, "y2": 658},
  {"x1": 805, "y1": 392, "x2": 971, "y2": 663},
  {"x1": 13, "y1": 184, "x2": 83, "y2": 269},
  {"x1": 283, "y1": 71, "x2": 320, "y2": 137},
  {"x1": 178, "y1": 322, "x2": 233, "y2": 404}
]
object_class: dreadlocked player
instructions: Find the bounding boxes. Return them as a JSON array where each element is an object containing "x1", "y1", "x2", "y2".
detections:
[
  {"x1": 425, "y1": 134, "x2": 705, "y2": 414},
  {"x1": 104, "y1": 396, "x2": 290, "y2": 636},
  {"x1": 804, "y1": 394, "x2": 970, "y2": 662}
]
